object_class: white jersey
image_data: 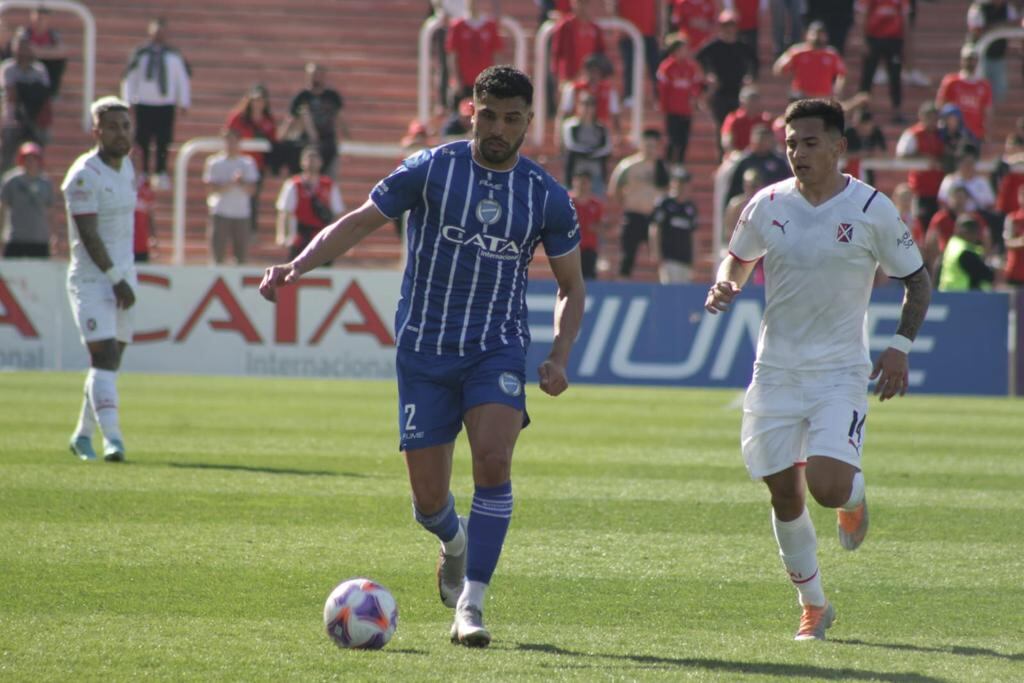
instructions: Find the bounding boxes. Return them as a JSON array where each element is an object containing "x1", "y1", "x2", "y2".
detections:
[
  {"x1": 728, "y1": 176, "x2": 924, "y2": 377},
  {"x1": 62, "y1": 149, "x2": 136, "y2": 280}
]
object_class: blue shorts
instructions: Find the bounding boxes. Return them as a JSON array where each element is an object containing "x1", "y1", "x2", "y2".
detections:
[{"x1": 396, "y1": 344, "x2": 530, "y2": 451}]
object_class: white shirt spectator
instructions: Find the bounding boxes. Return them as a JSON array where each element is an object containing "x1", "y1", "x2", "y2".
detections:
[
  {"x1": 121, "y1": 45, "x2": 191, "y2": 108},
  {"x1": 0, "y1": 58, "x2": 49, "y2": 126},
  {"x1": 203, "y1": 152, "x2": 258, "y2": 219},
  {"x1": 937, "y1": 173, "x2": 995, "y2": 212}
]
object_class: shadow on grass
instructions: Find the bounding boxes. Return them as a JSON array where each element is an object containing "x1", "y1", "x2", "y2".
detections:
[
  {"x1": 832, "y1": 638, "x2": 1024, "y2": 662},
  {"x1": 384, "y1": 648, "x2": 429, "y2": 656},
  {"x1": 516, "y1": 643, "x2": 947, "y2": 682},
  {"x1": 167, "y1": 462, "x2": 370, "y2": 478}
]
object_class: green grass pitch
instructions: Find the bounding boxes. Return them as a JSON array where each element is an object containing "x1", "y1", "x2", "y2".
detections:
[{"x1": 1, "y1": 371, "x2": 1022, "y2": 682}]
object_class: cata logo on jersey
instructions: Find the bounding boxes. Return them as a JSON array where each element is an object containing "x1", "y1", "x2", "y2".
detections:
[{"x1": 441, "y1": 225, "x2": 520, "y2": 260}]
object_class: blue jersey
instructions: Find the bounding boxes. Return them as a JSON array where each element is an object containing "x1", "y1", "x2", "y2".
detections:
[{"x1": 371, "y1": 141, "x2": 580, "y2": 356}]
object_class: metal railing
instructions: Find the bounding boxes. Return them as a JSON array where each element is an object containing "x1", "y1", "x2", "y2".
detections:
[
  {"x1": 417, "y1": 14, "x2": 528, "y2": 126},
  {"x1": 534, "y1": 17, "x2": 644, "y2": 149},
  {"x1": 0, "y1": 0, "x2": 95, "y2": 131},
  {"x1": 172, "y1": 138, "x2": 405, "y2": 265},
  {"x1": 973, "y1": 26, "x2": 1024, "y2": 78}
]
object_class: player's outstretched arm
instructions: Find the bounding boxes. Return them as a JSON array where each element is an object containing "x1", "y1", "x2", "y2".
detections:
[
  {"x1": 72, "y1": 213, "x2": 135, "y2": 309},
  {"x1": 871, "y1": 267, "x2": 932, "y2": 402},
  {"x1": 539, "y1": 247, "x2": 585, "y2": 397},
  {"x1": 705, "y1": 253, "x2": 756, "y2": 314},
  {"x1": 259, "y1": 199, "x2": 389, "y2": 303}
]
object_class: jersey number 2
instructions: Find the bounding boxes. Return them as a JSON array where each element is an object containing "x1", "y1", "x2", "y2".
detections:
[{"x1": 404, "y1": 404, "x2": 417, "y2": 431}]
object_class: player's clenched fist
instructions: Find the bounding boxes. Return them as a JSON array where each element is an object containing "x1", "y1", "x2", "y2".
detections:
[
  {"x1": 704, "y1": 280, "x2": 742, "y2": 314},
  {"x1": 538, "y1": 359, "x2": 569, "y2": 397},
  {"x1": 259, "y1": 263, "x2": 300, "y2": 302}
]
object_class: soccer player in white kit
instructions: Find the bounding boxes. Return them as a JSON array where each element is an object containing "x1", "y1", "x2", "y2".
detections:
[
  {"x1": 64, "y1": 97, "x2": 137, "y2": 462},
  {"x1": 705, "y1": 99, "x2": 932, "y2": 641}
]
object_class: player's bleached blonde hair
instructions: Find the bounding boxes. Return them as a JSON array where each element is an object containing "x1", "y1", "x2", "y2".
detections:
[{"x1": 90, "y1": 96, "x2": 130, "y2": 125}]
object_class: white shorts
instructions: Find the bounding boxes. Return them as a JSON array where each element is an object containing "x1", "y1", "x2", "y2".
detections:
[
  {"x1": 66, "y1": 273, "x2": 137, "y2": 345},
  {"x1": 740, "y1": 377, "x2": 868, "y2": 480}
]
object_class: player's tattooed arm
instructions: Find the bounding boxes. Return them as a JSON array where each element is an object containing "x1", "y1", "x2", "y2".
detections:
[
  {"x1": 72, "y1": 213, "x2": 115, "y2": 272},
  {"x1": 896, "y1": 267, "x2": 932, "y2": 341}
]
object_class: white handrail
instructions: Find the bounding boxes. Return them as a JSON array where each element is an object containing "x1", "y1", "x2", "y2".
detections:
[
  {"x1": 0, "y1": 0, "x2": 95, "y2": 132},
  {"x1": 533, "y1": 17, "x2": 645, "y2": 149},
  {"x1": 172, "y1": 138, "x2": 406, "y2": 264},
  {"x1": 972, "y1": 26, "x2": 1024, "y2": 79},
  {"x1": 417, "y1": 15, "x2": 529, "y2": 127},
  {"x1": 711, "y1": 157, "x2": 998, "y2": 272}
]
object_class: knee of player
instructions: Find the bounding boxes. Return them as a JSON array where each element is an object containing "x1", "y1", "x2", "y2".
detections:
[
  {"x1": 807, "y1": 481, "x2": 848, "y2": 509},
  {"x1": 471, "y1": 447, "x2": 513, "y2": 481},
  {"x1": 410, "y1": 487, "x2": 451, "y2": 517},
  {"x1": 89, "y1": 346, "x2": 121, "y2": 370}
]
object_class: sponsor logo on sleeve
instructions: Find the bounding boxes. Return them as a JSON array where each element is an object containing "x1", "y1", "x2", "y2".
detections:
[{"x1": 896, "y1": 230, "x2": 915, "y2": 249}]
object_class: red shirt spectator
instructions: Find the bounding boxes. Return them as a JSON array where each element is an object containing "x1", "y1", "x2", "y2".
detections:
[
  {"x1": 937, "y1": 49, "x2": 992, "y2": 141},
  {"x1": 617, "y1": 0, "x2": 658, "y2": 35},
  {"x1": 1004, "y1": 207, "x2": 1024, "y2": 283},
  {"x1": 657, "y1": 52, "x2": 704, "y2": 116},
  {"x1": 568, "y1": 78, "x2": 619, "y2": 125},
  {"x1": 896, "y1": 119, "x2": 945, "y2": 199},
  {"x1": 722, "y1": 106, "x2": 773, "y2": 151},
  {"x1": 672, "y1": 0, "x2": 717, "y2": 51},
  {"x1": 928, "y1": 208, "x2": 982, "y2": 252},
  {"x1": 445, "y1": 17, "x2": 503, "y2": 89},
  {"x1": 774, "y1": 44, "x2": 846, "y2": 97},
  {"x1": 727, "y1": 0, "x2": 762, "y2": 31},
  {"x1": 864, "y1": 0, "x2": 907, "y2": 39},
  {"x1": 997, "y1": 171, "x2": 1024, "y2": 214},
  {"x1": 572, "y1": 193, "x2": 603, "y2": 252},
  {"x1": 226, "y1": 86, "x2": 278, "y2": 173},
  {"x1": 551, "y1": 12, "x2": 606, "y2": 82},
  {"x1": 133, "y1": 177, "x2": 155, "y2": 259}
]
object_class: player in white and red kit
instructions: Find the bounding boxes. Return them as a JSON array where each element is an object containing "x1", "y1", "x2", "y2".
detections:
[{"x1": 706, "y1": 99, "x2": 931, "y2": 641}]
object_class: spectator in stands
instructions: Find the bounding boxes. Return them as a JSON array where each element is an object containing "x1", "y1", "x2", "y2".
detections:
[
  {"x1": 401, "y1": 119, "x2": 430, "y2": 153},
  {"x1": 994, "y1": 124, "x2": 1024, "y2": 218},
  {"x1": 561, "y1": 92, "x2": 613, "y2": 195},
  {"x1": 806, "y1": 0, "x2": 855, "y2": 56},
  {"x1": 773, "y1": 21, "x2": 846, "y2": 100},
  {"x1": 938, "y1": 214, "x2": 995, "y2": 291},
  {"x1": 967, "y1": 0, "x2": 1019, "y2": 104},
  {"x1": 0, "y1": 141, "x2": 51, "y2": 258},
  {"x1": 725, "y1": 124, "x2": 790, "y2": 205},
  {"x1": 657, "y1": 35, "x2": 705, "y2": 166},
  {"x1": 23, "y1": 8, "x2": 67, "y2": 98},
  {"x1": 670, "y1": 0, "x2": 717, "y2": 52},
  {"x1": 937, "y1": 103, "x2": 979, "y2": 163},
  {"x1": 609, "y1": 128, "x2": 669, "y2": 278},
  {"x1": 722, "y1": 0, "x2": 766, "y2": 78},
  {"x1": 275, "y1": 146, "x2": 345, "y2": 262},
  {"x1": 133, "y1": 156, "x2": 155, "y2": 263},
  {"x1": 608, "y1": 0, "x2": 659, "y2": 107},
  {"x1": 896, "y1": 101, "x2": 946, "y2": 228},
  {"x1": 441, "y1": 97, "x2": 473, "y2": 141},
  {"x1": 721, "y1": 85, "x2": 773, "y2": 153},
  {"x1": 696, "y1": 11, "x2": 756, "y2": 158},
  {"x1": 936, "y1": 46, "x2": 992, "y2": 144},
  {"x1": 551, "y1": 0, "x2": 606, "y2": 94},
  {"x1": 0, "y1": 17, "x2": 12, "y2": 62},
  {"x1": 1003, "y1": 184, "x2": 1024, "y2": 286},
  {"x1": 857, "y1": 0, "x2": 909, "y2": 124},
  {"x1": 843, "y1": 108, "x2": 886, "y2": 183},
  {"x1": 650, "y1": 167, "x2": 698, "y2": 284},
  {"x1": 938, "y1": 147, "x2": 996, "y2": 222},
  {"x1": 892, "y1": 182, "x2": 921, "y2": 242},
  {"x1": 723, "y1": 167, "x2": 763, "y2": 250},
  {"x1": 226, "y1": 85, "x2": 281, "y2": 234},
  {"x1": 430, "y1": 0, "x2": 501, "y2": 113},
  {"x1": 569, "y1": 169, "x2": 605, "y2": 279},
  {"x1": 556, "y1": 53, "x2": 621, "y2": 147},
  {"x1": 924, "y1": 185, "x2": 985, "y2": 280},
  {"x1": 287, "y1": 63, "x2": 350, "y2": 180},
  {"x1": 121, "y1": 17, "x2": 190, "y2": 191},
  {"x1": 204, "y1": 129, "x2": 259, "y2": 265},
  {"x1": 0, "y1": 31, "x2": 50, "y2": 175},
  {"x1": 769, "y1": 0, "x2": 803, "y2": 58},
  {"x1": 445, "y1": 0, "x2": 503, "y2": 106}
]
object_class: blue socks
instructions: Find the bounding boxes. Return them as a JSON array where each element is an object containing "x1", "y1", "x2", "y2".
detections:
[
  {"x1": 414, "y1": 493, "x2": 460, "y2": 543},
  {"x1": 466, "y1": 481, "x2": 513, "y2": 585}
]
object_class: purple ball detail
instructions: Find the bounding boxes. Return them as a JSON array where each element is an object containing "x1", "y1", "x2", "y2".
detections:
[
  {"x1": 356, "y1": 632, "x2": 386, "y2": 650},
  {"x1": 353, "y1": 593, "x2": 384, "y2": 622}
]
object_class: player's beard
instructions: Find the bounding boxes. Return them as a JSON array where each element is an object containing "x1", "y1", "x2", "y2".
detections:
[{"x1": 477, "y1": 132, "x2": 525, "y2": 166}]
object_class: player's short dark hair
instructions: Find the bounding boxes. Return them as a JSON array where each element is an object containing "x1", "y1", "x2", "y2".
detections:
[
  {"x1": 474, "y1": 66, "x2": 533, "y2": 107},
  {"x1": 784, "y1": 98, "x2": 845, "y2": 136},
  {"x1": 642, "y1": 128, "x2": 662, "y2": 140}
]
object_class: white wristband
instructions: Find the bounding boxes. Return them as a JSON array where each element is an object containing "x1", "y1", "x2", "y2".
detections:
[
  {"x1": 104, "y1": 267, "x2": 125, "y2": 285},
  {"x1": 888, "y1": 334, "x2": 913, "y2": 355}
]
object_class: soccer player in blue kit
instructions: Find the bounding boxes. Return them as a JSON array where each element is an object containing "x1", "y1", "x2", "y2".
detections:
[{"x1": 259, "y1": 66, "x2": 585, "y2": 647}]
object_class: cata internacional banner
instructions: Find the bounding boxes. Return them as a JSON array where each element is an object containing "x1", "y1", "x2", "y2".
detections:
[{"x1": 0, "y1": 262, "x2": 1011, "y2": 395}]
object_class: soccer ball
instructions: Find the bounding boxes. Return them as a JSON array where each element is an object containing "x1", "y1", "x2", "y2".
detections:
[{"x1": 323, "y1": 578, "x2": 398, "y2": 649}]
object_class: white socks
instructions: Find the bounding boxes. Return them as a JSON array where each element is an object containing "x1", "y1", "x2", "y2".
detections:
[
  {"x1": 457, "y1": 580, "x2": 487, "y2": 611},
  {"x1": 772, "y1": 507, "x2": 826, "y2": 607},
  {"x1": 443, "y1": 523, "x2": 466, "y2": 557},
  {"x1": 73, "y1": 392, "x2": 96, "y2": 439},
  {"x1": 85, "y1": 368, "x2": 122, "y2": 443},
  {"x1": 842, "y1": 471, "x2": 865, "y2": 511}
]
